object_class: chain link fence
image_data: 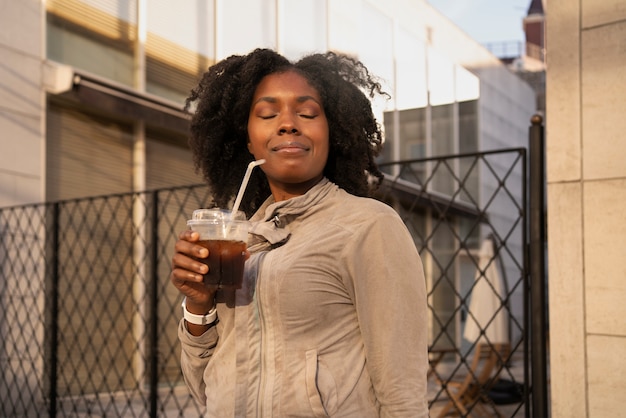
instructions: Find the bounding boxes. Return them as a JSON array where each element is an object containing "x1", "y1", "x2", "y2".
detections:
[{"x1": 1, "y1": 148, "x2": 529, "y2": 417}]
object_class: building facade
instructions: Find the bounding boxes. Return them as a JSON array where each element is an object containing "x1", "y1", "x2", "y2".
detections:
[
  {"x1": 546, "y1": 0, "x2": 626, "y2": 416},
  {"x1": 1, "y1": 0, "x2": 536, "y2": 206}
]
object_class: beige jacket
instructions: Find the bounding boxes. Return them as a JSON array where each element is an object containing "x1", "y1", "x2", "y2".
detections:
[{"x1": 179, "y1": 179, "x2": 429, "y2": 417}]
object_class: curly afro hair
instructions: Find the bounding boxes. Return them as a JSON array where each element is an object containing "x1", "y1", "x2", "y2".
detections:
[{"x1": 185, "y1": 48, "x2": 389, "y2": 217}]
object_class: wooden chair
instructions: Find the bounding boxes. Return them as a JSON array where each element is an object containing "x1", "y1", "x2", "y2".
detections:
[
  {"x1": 436, "y1": 342, "x2": 511, "y2": 418},
  {"x1": 428, "y1": 347, "x2": 456, "y2": 379}
]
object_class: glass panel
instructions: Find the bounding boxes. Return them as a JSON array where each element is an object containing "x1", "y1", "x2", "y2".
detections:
[
  {"x1": 359, "y1": 3, "x2": 394, "y2": 119},
  {"x1": 80, "y1": 0, "x2": 137, "y2": 22},
  {"x1": 382, "y1": 107, "x2": 426, "y2": 181},
  {"x1": 380, "y1": 114, "x2": 395, "y2": 166},
  {"x1": 459, "y1": 100, "x2": 478, "y2": 154},
  {"x1": 455, "y1": 65, "x2": 480, "y2": 102},
  {"x1": 458, "y1": 100, "x2": 479, "y2": 203},
  {"x1": 427, "y1": 48, "x2": 455, "y2": 106},
  {"x1": 47, "y1": 0, "x2": 137, "y2": 38},
  {"x1": 432, "y1": 104, "x2": 454, "y2": 156},
  {"x1": 327, "y1": 0, "x2": 361, "y2": 57},
  {"x1": 147, "y1": 0, "x2": 214, "y2": 59},
  {"x1": 280, "y1": 0, "x2": 326, "y2": 60},
  {"x1": 46, "y1": 0, "x2": 136, "y2": 85},
  {"x1": 47, "y1": 17, "x2": 134, "y2": 86},
  {"x1": 219, "y1": 0, "x2": 276, "y2": 57},
  {"x1": 396, "y1": 28, "x2": 428, "y2": 110},
  {"x1": 402, "y1": 108, "x2": 427, "y2": 159},
  {"x1": 431, "y1": 103, "x2": 455, "y2": 194},
  {"x1": 146, "y1": 0, "x2": 215, "y2": 102}
]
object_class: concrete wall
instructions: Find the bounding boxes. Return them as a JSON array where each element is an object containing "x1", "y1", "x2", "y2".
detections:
[
  {"x1": 0, "y1": 3, "x2": 48, "y2": 414},
  {"x1": 546, "y1": 0, "x2": 626, "y2": 416},
  {"x1": 0, "y1": 0, "x2": 45, "y2": 207}
]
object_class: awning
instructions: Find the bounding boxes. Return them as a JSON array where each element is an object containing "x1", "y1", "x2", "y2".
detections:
[{"x1": 44, "y1": 61, "x2": 190, "y2": 135}]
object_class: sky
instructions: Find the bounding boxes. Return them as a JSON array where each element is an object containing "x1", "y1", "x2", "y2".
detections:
[{"x1": 427, "y1": 0, "x2": 530, "y2": 45}]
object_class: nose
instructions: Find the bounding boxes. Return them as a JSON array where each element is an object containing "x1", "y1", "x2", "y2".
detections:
[
  {"x1": 279, "y1": 127, "x2": 299, "y2": 134},
  {"x1": 278, "y1": 114, "x2": 299, "y2": 135}
]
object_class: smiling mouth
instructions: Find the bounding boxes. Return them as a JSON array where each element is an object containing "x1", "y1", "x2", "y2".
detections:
[{"x1": 271, "y1": 141, "x2": 310, "y2": 152}]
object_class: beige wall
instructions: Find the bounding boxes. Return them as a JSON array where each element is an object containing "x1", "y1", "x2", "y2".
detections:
[
  {"x1": 546, "y1": 0, "x2": 626, "y2": 417},
  {"x1": 0, "y1": 0, "x2": 45, "y2": 207}
]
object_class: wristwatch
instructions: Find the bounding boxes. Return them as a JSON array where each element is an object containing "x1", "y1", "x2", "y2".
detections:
[{"x1": 181, "y1": 297, "x2": 217, "y2": 326}]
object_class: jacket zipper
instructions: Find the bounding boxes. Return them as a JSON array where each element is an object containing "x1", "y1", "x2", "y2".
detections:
[{"x1": 256, "y1": 253, "x2": 275, "y2": 417}]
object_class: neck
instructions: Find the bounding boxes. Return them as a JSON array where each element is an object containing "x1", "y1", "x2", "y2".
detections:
[{"x1": 269, "y1": 176, "x2": 324, "y2": 202}]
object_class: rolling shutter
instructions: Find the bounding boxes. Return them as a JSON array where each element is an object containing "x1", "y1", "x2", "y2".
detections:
[
  {"x1": 145, "y1": 136, "x2": 203, "y2": 190},
  {"x1": 46, "y1": 103, "x2": 133, "y2": 201}
]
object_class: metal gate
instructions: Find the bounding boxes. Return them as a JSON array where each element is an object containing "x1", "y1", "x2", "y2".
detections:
[
  {"x1": 377, "y1": 148, "x2": 529, "y2": 417},
  {"x1": 0, "y1": 142, "x2": 546, "y2": 417}
]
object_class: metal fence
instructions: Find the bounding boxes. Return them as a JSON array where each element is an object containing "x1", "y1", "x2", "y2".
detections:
[{"x1": 0, "y1": 148, "x2": 533, "y2": 417}]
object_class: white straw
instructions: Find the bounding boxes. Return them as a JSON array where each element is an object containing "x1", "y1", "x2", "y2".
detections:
[{"x1": 230, "y1": 159, "x2": 266, "y2": 217}]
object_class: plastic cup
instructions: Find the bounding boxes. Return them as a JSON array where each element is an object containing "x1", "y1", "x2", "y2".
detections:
[{"x1": 187, "y1": 209, "x2": 249, "y2": 289}]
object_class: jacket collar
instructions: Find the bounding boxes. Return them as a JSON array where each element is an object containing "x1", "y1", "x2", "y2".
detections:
[{"x1": 247, "y1": 178, "x2": 336, "y2": 252}]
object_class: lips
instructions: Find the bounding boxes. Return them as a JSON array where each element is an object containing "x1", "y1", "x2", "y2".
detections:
[{"x1": 271, "y1": 141, "x2": 310, "y2": 152}]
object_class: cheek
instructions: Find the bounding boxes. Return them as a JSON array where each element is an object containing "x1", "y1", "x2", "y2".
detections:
[
  {"x1": 246, "y1": 118, "x2": 258, "y2": 151},
  {"x1": 247, "y1": 140, "x2": 263, "y2": 158},
  {"x1": 318, "y1": 128, "x2": 330, "y2": 159},
  {"x1": 247, "y1": 125, "x2": 261, "y2": 155}
]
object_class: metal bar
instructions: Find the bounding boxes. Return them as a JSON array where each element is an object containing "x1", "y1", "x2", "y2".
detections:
[
  {"x1": 528, "y1": 114, "x2": 548, "y2": 417},
  {"x1": 149, "y1": 191, "x2": 159, "y2": 418},
  {"x1": 521, "y1": 147, "x2": 531, "y2": 418},
  {"x1": 48, "y1": 203, "x2": 60, "y2": 417},
  {"x1": 378, "y1": 146, "x2": 527, "y2": 167}
]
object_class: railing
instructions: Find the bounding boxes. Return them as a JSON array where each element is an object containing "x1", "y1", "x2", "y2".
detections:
[
  {"x1": 484, "y1": 40, "x2": 546, "y2": 63},
  {"x1": 378, "y1": 148, "x2": 529, "y2": 417},
  {"x1": 0, "y1": 148, "x2": 533, "y2": 417}
]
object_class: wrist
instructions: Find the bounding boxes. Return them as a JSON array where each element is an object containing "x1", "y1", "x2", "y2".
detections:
[
  {"x1": 181, "y1": 297, "x2": 217, "y2": 326},
  {"x1": 184, "y1": 298, "x2": 214, "y2": 315}
]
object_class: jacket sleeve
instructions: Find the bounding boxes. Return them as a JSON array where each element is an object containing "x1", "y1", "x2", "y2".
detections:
[
  {"x1": 177, "y1": 319, "x2": 219, "y2": 406},
  {"x1": 343, "y1": 209, "x2": 429, "y2": 418}
]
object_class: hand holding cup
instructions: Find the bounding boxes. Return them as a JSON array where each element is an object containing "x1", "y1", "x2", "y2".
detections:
[{"x1": 186, "y1": 209, "x2": 250, "y2": 290}]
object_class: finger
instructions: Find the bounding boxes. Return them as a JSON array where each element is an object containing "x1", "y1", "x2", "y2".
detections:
[
  {"x1": 172, "y1": 253, "x2": 209, "y2": 275},
  {"x1": 171, "y1": 267, "x2": 204, "y2": 286},
  {"x1": 178, "y1": 229, "x2": 201, "y2": 241},
  {"x1": 174, "y1": 239, "x2": 208, "y2": 259}
]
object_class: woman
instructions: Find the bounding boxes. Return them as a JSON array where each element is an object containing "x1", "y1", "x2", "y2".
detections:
[{"x1": 171, "y1": 48, "x2": 428, "y2": 417}]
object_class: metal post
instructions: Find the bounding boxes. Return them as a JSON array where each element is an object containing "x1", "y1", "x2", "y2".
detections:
[
  {"x1": 149, "y1": 191, "x2": 159, "y2": 418},
  {"x1": 48, "y1": 203, "x2": 60, "y2": 417},
  {"x1": 529, "y1": 114, "x2": 548, "y2": 417},
  {"x1": 521, "y1": 148, "x2": 531, "y2": 418}
]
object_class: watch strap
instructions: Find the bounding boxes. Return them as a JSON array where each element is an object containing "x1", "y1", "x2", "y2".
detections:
[{"x1": 181, "y1": 297, "x2": 217, "y2": 326}]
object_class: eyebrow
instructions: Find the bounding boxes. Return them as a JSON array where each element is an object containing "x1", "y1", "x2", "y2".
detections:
[{"x1": 253, "y1": 95, "x2": 321, "y2": 106}]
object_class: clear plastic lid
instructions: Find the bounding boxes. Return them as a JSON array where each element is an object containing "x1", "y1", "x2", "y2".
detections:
[{"x1": 188, "y1": 208, "x2": 247, "y2": 223}]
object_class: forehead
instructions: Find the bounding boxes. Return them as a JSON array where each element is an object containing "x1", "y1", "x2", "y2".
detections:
[{"x1": 253, "y1": 70, "x2": 321, "y2": 100}]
